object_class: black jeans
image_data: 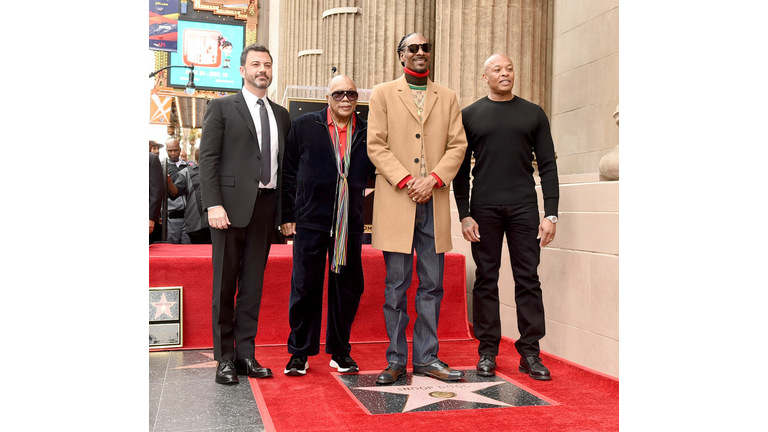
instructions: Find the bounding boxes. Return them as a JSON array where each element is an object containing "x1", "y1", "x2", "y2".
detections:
[{"x1": 470, "y1": 202, "x2": 545, "y2": 357}]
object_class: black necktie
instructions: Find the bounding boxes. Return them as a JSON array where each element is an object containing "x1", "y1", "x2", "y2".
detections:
[{"x1": 257, "y1": 99, "x2": 271, "y2": 186}]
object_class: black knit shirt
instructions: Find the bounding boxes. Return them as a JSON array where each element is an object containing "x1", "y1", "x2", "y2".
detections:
[{"x1": 453, "y1": 95, "x2": 559, "y2": 220}]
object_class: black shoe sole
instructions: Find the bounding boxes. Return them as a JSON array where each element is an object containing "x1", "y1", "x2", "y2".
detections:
[
  {"x1": 215, "y1": 376, "x2": 239, "y2": 385},
  {"x1": 237, "y1": 369, "x2": 273, "y2": 378},
  {"x1": 413, "y1": 371, "x2": 463, "y2": 381},
  {"x1": 284, "y1": 360, "x2": 309, "y2": 376},
  {"x1": 284, "y1": 365, "x2": 308, "y2": 376},
  {"x1": 476, "y1": 369, "x2": 496, "y2": 377},
  {"x1": 518, "y1": 366, "x2": 551, "y2": 380},
  {"x1": 329, "y1": 360, "x2": 359, "y2": 373}
]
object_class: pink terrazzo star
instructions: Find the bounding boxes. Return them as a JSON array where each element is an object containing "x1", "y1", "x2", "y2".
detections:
[{"x1": 354, "y1": 374, "x2": 512, "y2": 412}]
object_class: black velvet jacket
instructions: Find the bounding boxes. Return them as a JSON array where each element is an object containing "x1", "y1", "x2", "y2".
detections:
[{"x1": 280, "y1": 108, "x2": 374, "y2": 234}]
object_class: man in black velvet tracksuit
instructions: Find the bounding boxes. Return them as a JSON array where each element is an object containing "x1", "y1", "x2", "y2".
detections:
[{"x1": 280, "y1": 75, "x2": 375, "y2": 376}]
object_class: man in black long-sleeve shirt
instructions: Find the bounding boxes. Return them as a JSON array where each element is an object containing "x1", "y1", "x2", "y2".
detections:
[{"x1": 453, "y1": 53, "x2": 559, "y2": 381}]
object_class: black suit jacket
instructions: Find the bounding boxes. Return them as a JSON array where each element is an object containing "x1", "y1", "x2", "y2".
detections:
[
  {"x1": 149, "y1": 152, "x2": 163, "y2": 223},
  {"x1": 199, "y1": 90, "x2": 291, "y2": 228}
]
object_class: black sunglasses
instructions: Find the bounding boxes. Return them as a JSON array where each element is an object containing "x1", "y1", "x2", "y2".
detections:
[
  {"x1": 329, "y1": 90, "x2": 358, "y2": 101},
  {"x1": 403, "y1": 43, "x2": 431, "y2": 54}
]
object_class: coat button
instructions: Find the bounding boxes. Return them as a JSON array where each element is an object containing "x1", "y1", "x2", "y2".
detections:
[
  {"x1": 414, "y1": 158, "x2": 419, "y2": 163},
  {"x1": 416, "y1": 133, "x2": 421, "y2": 138}
]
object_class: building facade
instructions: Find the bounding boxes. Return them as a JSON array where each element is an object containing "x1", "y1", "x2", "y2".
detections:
[{"x1": 264, "y1": 0, "x2": 619, "y2": 377}]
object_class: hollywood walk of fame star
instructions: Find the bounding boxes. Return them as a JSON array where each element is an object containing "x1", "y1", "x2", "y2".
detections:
[
  {"x1": 353, "y1": 374, "x2": 513, "y2": 412},
  {"x1": 151, "y1": 293, "x2": 177, "y2": 319},
  {"x1": 173, "y1": 352, "x2": 218, "y2": 369}
]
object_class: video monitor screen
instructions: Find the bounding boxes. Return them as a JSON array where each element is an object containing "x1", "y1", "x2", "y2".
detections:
[{"x1": 168, "y1": 20, "x2": 245, "y2": 92}]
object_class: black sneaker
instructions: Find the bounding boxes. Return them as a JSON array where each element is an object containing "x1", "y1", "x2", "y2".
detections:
[
  {"x1": 329, "y1": 355, "x2": 359, "y2": 373},
  {"x1": 284, "y1": 355, "x2": 308, "y2": 376}
]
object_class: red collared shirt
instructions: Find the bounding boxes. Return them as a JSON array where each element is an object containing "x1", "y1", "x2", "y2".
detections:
[{"x1": 327, "y1": 107, "x2": 356, "y2": 158}]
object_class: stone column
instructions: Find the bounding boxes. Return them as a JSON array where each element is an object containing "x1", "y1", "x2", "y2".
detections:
[
  {"x1": 279, "y1": 0, "x2": 436, "y2": 98},
  {"x1": 434, "y1": 0, "x2": 550, "y2": 110},
  {"x1": 358, "y1": 0, "x2": 436, "y2": 90},
  {"x1": 321, "y1": 1, "x2": 364, "y2": 85},
  {"x1": 278, "y1": 0, "x2": 325, "y2": 102}
]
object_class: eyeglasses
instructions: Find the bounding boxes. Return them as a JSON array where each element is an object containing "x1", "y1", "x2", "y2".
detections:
[
  {"x1": 329, "y1": 90, "x2": 358, "y2": 101},
  {"x1": 403, "y1": 43, "x2": 431, "y2": 54}
]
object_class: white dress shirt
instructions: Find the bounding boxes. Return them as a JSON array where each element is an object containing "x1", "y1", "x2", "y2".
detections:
[{"x1": 242, "y1": 89, "x2": 279, "y2": 189}]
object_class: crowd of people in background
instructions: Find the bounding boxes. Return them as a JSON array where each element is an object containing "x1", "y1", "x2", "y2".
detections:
[{"x1": 148, "y1": 138, "x2": 210, "y2": 245}]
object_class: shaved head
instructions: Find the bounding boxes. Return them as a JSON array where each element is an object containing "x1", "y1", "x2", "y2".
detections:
[
  {"x1": 484, "y1": 53, "x2": 513, "y2": 74},
  {"x1": 482, "y1": 53, "x2": 515, "y2": 101},
  {"x1": 166, "y1": 138, "x2": 181, "y2": 162},
  {"x1": 327, "y1": 74, "x2": 354, "y2": 90},
  {"x1": 326, "y1": 74, "x2": 358, "y2": 124}
]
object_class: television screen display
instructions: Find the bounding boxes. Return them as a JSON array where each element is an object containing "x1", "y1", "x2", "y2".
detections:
[{"x1": 168, "y1": 20, "x2": 245, "y2": 92}]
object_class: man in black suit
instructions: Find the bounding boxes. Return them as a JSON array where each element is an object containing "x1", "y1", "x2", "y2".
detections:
[
  {"x1": 199, "y1": 43, "x2": 292, "y2": 385},
  {"x1": 149, "y1": 152, "x2": 163, "y2": 244}
]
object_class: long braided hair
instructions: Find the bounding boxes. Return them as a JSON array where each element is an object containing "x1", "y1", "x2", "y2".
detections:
[{"x1": 396, "y1": 33, "x2": 418, "y2": 66}]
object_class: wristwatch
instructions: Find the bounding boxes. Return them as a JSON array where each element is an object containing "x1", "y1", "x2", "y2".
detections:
[{"x1": 545, "y1": 215, "x2": 558, "y2": 224}]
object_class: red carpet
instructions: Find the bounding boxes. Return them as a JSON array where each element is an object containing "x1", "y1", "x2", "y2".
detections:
[
  {"x1": 149, "y1": 244, "x2": 471, "y2": 350},
  {"x1": 150, "y1": 244, "x2": 618, "y2": 430},
  {"x1": 248, "y1": 338, "x2": 619, "y2": 432}
]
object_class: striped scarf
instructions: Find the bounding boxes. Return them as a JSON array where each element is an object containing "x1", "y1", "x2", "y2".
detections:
[{"x1": 331, "y1": 117, "x2": 353, "y2": 273}]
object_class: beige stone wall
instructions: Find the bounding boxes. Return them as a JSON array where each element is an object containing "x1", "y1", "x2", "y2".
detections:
[
  {"x1": 550, "y1": 0, "x2": 619, "y2": 175},
  {"x1": 544, "y1": 0, "x2": 619, "y2": 376},
  {"x1": 537, "y1": 176, "x2": 618, "y2": 377},
  {"x1": 449, "y1": 0, "x2": 620, "y2": 378}
]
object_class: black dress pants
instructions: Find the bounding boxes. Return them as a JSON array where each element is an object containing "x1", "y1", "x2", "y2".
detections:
[
  {"x1": 188, "y1": 227, "x2": 212, "y2": 244},
  {"x1": 470, "y1": 202, "x2": 546, "y2": 357},
  {"x1": 210, "y1": 191, "x2": 277, "y2": 361},
  {"x1": 287, "y1": 227, "x2": 364, "y2": 356}
]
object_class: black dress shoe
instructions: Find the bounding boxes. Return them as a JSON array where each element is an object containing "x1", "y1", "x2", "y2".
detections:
[
  {"x1": 519, "y1": 356, "x2": 551, "y2": 381},
  {"x1": 234, "y1": 358, "x2": 273, "y2": 378},
  {"x1": 477, "y1": 354, "x2": 497, "y2": 377},
  {"x1": 215, "y1": 360, "x2": 239, "y2": 385},
  {"x1": 375, "y1": 363, "x2": 405, "y2": 384},
  {"x1": 413, "y1": 360, "x2": 464, "y2": 381}
]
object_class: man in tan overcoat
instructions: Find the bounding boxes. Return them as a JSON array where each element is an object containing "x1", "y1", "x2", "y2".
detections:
[{"x1": 367, "y1": 32, "x2": 468, "y2": 384}]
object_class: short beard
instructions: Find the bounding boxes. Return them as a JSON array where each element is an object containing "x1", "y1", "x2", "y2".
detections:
[
  {"x1": 251, "y1": 74, "x2": 270, "y2": 89},
  {"x1": 410, "y1": 58, "x2": 429, "y2": 73}
]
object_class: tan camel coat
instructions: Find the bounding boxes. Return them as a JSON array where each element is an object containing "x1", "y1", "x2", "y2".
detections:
[{"x1": 367, "y1": 75, "x2": 468, "y2": 254}]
